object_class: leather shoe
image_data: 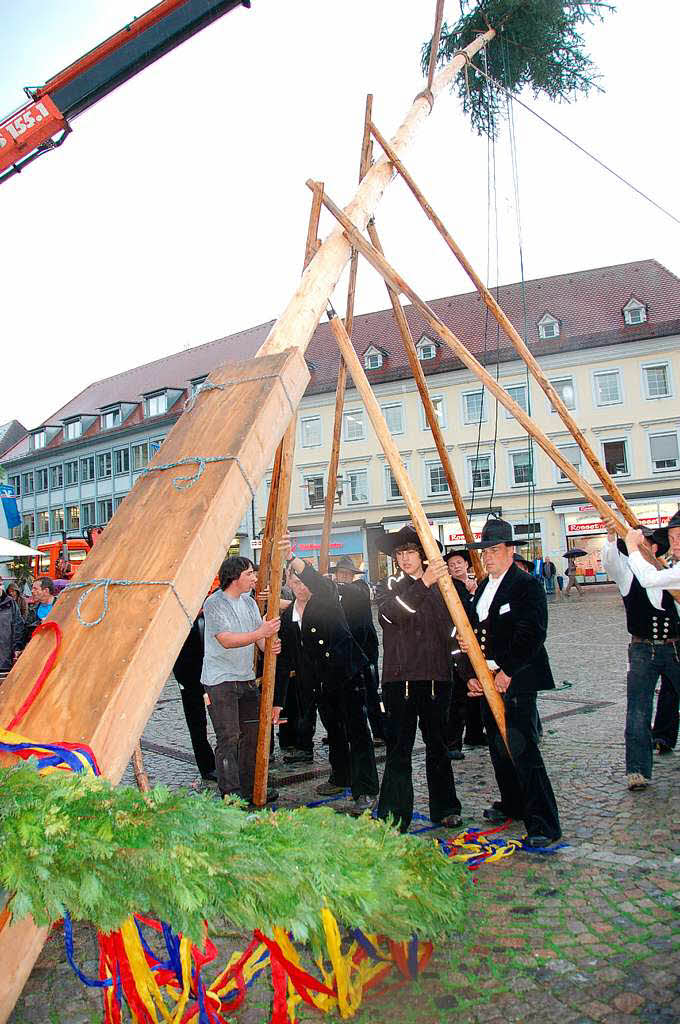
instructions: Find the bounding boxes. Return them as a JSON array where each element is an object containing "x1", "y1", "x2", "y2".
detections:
[
  {"x1": 447, "y1": 748, "x2": 465, "y2": 761},
  {"x1": 482, "y1": 803, "x2": 515, "y2": 824},
  {"x1": 283, "y1": 750, "x2": 314, "y2": 764},
  {"x1": 200, "y1": 770, "x2": 218, "y2": 782},
  {"x1": 246, "y1": 788, "x2": 279, "y2": 808},
  {"x1": 523, "y1": 834, "x2": 561, "y2": 850},
  {"x1": 437, "y1": 813, "x2": 463, "y2": 828},
  {"x1": 316, "y1": 781, "x2": 345, "y2": 796}
]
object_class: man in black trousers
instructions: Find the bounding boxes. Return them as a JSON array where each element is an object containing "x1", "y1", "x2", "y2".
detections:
[
  {"x1": 459, "y1": 517, "x2": 561, "y2": 849},
  {"x1": 173, "y1": 613, "x2": 217, "y2": 781},
  {"x1": 375, "y1": 525, "x2": 462, "y2": 833},
  {"x1": 279, "y1": 538, "x2": 379, "y2": 813}
]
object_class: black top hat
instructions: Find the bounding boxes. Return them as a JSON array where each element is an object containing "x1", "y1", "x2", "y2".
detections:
[
  {"x1": 329, "y1": 556, "x2": 365, "y2": 574},
  {"x1": 375, "y1": 524, "x2": 443, "y2": 558},
  {"x1": 616, "y1": 524, "x2": 670, "y2": 559},
  {"x1": 464, "y1": 516, "x2": 521, "y2": 550},
  {"x1": 444, "y1": 547, "x2": 472, "y2": 566}
]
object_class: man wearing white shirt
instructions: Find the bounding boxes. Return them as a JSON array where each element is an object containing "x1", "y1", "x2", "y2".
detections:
[{"x1": 613, "y1": 513, "x2": 680, "y2": 788}]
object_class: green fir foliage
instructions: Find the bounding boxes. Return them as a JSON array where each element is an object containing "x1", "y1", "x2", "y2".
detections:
[
  {"x1": 422, "y1": 1, "x2": 615, "y2": 137},
  {"x1": 0, "y1": 765, "x2": 470, "y2": 945}
]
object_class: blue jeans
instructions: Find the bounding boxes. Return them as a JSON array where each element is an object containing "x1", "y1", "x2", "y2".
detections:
[
  {"x1": 626, "y1": 642, "x2": 680, "y2": 778},
  {"x1": 545, "y1": 576, "x2": 555, "y2": 596}
]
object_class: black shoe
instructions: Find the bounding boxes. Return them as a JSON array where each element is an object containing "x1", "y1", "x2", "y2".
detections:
[
  {"x1": 246, "y1": 788, "x2": 279, "y2": 808},
  {"x1": 523, "y1": 834, "x2": 561, "y2": 850},
  {"x1": 283, "y1": 750, "x2": 314, "y2": 764},
  {"x1": 482, "y1": 804, "x2": 515, "y2": 824},
  {"x1": 447, "y1": 748, "x2": 465, "y2": 761},
  {"x1": 655, "y1": 741, "x2": 673, "y2": 755},
  {"x1": 200, "y1": 770, "x2": 218, "y2": 782},
  {"x1": 437, "y1": 813, "x2": 463, "y2": 829}
]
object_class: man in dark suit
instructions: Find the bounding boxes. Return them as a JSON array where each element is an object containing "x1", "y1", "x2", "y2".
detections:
[{"x1": 459, "y1": 517, "x2": 561, "y2": 848}]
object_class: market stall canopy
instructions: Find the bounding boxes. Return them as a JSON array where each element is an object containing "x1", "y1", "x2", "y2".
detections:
[
  {"x1": 0, "y1": 537, "x2": 42, "y2": 558},
  {"x1": 562, "y1": 548, "x2": 588, "y2": 559}
]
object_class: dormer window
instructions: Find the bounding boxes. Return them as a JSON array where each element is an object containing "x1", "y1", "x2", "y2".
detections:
[
  {"x1": 101, "y1": 406, "x2": 121, "y2": 430},
  {"x1": 538, "y1": 314, "x2": 560, "y2": 340},
  {"x1": 417, "y1": 337, "x2": 436, "y2": 361},
  {"x1": 190, "y1": 376, "x2": 207, "y2": 397},
  {"x1": 145, "y1": 391, "x2": 167, "y2": 418},
  {"x1": 623, "y1": 298, "x2": 647, "y2": 326},
  {"x1": 31, "y1": 430, "x2": 46, "y2": 450},
  {"x1": 63, "y1": 418, "x2": 82, "y2": 441},
  {"x1": 363, "y1": 346, "x2": 384, "y2": 370}
]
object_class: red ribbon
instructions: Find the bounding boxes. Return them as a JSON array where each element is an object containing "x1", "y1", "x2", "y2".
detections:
[{"x1": 6, "y1": 621, "x2": 62, "y2": 731}]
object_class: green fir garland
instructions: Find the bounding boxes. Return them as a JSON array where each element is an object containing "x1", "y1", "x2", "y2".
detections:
[
  {"x1": 0, "y1": 764, "x2": 470, "y2": 947},
  {"x1": 422, "y1": 0, "x2": 615, "y2": 137}
]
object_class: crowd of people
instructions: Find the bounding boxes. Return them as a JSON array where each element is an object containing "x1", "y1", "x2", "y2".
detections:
[{"x1": 0, "y1": 574, "x2": 58, "y2": 679}]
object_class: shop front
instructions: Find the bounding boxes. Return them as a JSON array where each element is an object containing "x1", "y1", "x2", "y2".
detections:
[
  {"x1": 287, "y1": 528, "x2": 365, "y2": 571},
  {"x1": 442, "y1": 512, "x2": 543, "y2": 564},
  {"x1": 558, "y1": 497, "x2": 680, "y2": 585}
]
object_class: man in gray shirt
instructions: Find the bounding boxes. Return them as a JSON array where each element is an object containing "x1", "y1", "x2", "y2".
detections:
[{"x1": 202, "y1": 555, "x2": 281, "y2": 803}]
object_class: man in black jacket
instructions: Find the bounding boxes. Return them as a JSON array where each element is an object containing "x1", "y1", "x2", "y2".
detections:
[
  {"x1": 279, "y1": 540, "x2": 379, "y2": 812},
  {"x1": 459, "y1": 517, "x2": 561, "y2": 848},
  {"x1": 375, "y1": 525, "x2": 462, "y2": 832}
]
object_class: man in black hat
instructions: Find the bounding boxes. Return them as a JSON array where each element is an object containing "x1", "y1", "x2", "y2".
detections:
[
  {"x1": 444, "y1": 548, "x2": 486, "y2": 758},
  {"x1": 374, "y1": 525, "x2": 462, "y2": 832},
  {"x1": 606, "y1": 513, "x2": 680, "y2": 789},
  {"x1": 459, "y1": 517, "x2": 561, "y2": 848},
  {"x1": 278, "y1": 539, "x2": 379, "y2": 812},
  {"x1": 330, "y1": 556, "x2": 386, "y2": 744}
]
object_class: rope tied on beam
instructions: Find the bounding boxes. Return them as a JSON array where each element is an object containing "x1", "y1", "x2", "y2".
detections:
[
  {"x1": 183, "y1": 373, "x2": 296, "y2": 415},
  {"x1": 140, "y1": 454, "x2": 256, "y2": 497},
  {"x1": 65, "y1": 578, "x2": 194, "y2": 628}
]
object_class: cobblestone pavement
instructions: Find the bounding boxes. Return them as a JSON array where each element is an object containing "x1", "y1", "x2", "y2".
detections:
[{"x1": 9, "y1": 587, "x2": 680, "y2": 1024}]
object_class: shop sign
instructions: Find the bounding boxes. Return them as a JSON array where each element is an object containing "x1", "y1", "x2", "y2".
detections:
[
  {"x1": 290, "y1": 530, "x2": 363, "y2": 555},
  {"x1": 566, "y1": 500, "x2": 679, "y2": 536},
  {"x1": 442, "y1": 518, "x2": 486, "y2": 545}
]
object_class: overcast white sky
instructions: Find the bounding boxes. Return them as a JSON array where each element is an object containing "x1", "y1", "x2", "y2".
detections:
[{"x1": 2, "y1": 0, "x2": 678, "y2": 430}]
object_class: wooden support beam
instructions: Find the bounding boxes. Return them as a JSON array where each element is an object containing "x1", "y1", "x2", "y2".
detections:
[
  {"x1": 131, "y1": 743, "x2": 151, "y2": 793},
  {"x1": 365, "y1": 216, "x2": 485, "y2": 582},
  {"x1": 368, "y1": 118, "x2": 641, "y2": 530},
  {"x1": 0, "y1": 351, "x2": 309, "y2": 1019},
  {"x1": 319, "y1": 96, "x2": 375, "y2": 574},
  {"x1": 253, "y1": 416, "x2": 296, "y2": 807},
  {"x1": 325, "y1": 307, "x2": 508, "y2": 746},
  {"x1": 256, "y1": 28, "x2": 495, "y2": 361},
  {"x1": 255, "y1": 441, "x2": 284, "y2": 613},
  {"x1": 427, "y1": 0, "x2": 446, "y2": 91}
]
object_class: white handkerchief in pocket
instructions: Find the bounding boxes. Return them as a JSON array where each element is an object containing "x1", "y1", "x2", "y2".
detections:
[{"x1": 499, "y1": 603, "x2": 510, "y2": 615}]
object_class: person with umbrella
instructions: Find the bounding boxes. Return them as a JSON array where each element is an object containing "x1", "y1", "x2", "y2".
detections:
[{"x1": 563, "y1": 547, "x2": 587, "y2": 597}]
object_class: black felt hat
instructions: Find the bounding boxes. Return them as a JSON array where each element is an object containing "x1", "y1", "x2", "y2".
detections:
[
  {"x1": 465, "y1": 517, "x2": 521, "y2": 550},
  {"x1": 329, "y1": 556, "x2": 365, "y2": 574},
  {"x1": 513, "y1": 553, "x2": 534, "y2": 572},
  {"x1": 375, "y1": 524, "x2": 443, "y2": 557},
  {"x1": 616, "y1": 524, "x2": 670, "y2": 559},
  {"x1": 444, "y1": 547, "x2": 472, "y2": 566}
]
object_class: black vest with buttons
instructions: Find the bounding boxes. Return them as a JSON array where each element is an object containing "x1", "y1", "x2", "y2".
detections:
[{"x1": 622, "y1": 576, "x2": 679, "y2": 641}]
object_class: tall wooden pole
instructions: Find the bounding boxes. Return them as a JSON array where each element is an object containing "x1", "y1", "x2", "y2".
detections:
[
  {"x1": 257, "y1": 28, "x2": 495, "y2": 362},
  {"x1": 255, "y1": 443, "x2": 283, "y2": 607},
  {"x1": 326, "y1": 309, "x2": 508, "y2": 746},
  {"x1": 368, "y1": 119, "x2": 641, "y2": 529},
  {"x1": 426, "y1": 0, "x2": 446, "y2": 91}
]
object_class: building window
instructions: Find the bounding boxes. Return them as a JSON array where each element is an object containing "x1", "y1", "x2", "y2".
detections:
[
  {"x1": 149, "y1": 437, "x2": 164, "y2": 458},
  {"x1": 462, "y1": 390, "x2": 486, "y2": 424},
  {"x1": 381, "y1": 403, "x2": 404, "y2": 435},
  {"x1": 467, "y1": 454, "x2": 492, "y2": 490},
  {"x1": 300, "y1": 416, "x2": 322, "y2": 448},
  {"x1": 420, "y1": 396, "x2": 446, "y2": 430},
  {"x1": 98, "y1": 498, "x2": 113, "y2": 523},
  {"x1": 50, "y1": 507, "x2": 65, "y2": 533},
  {"x1": 64, "y1": 460, "x2": 78, "y2": 485},
  {"x1": 22, "y1": 472, "x2": 34, "y2": 495},
  {"x1": 593, "y1": 370, "x2": 622, "y2": 406},
  {"x1": 623, "y1": 298, "x2": 647, "y2": 325},
  {"x1": 538, "y1": 314, "x2": 560, "y2": 340},
  {"x1": 97, "y1": 452, "x2": 112, "y2": 479},
  {"x1": 642, "y1": 362, "x2": 671, "y2": 399},
  {"x1": 81, "y1": 456, "x2": 95, "y2": 482},
  {"x1": 510, "y1": 450, "x2": 534, "y2": 486},
  {"x1": 418, "y1": 341, "x2": 436, "y2": 361},
  {"x1": 145, "y1": 393, "x2": 167, "y2": 418},
  {"x1": 549, "y1": 376, "x2": 576, "y2": 411},
  {"x1": 303, "y1": 475, "x2": 325, "y2": 509},
  {"x1": 9, "y1": 474, "x2": 21, "y2": 497},
  {"x1": 556, "y1": 443, "x2": 582, "y2": 481},
  {"x1": 32, "y1": 430, "x2": 46, "y2": 450},
  {"x1": 426, "y1": 461, "x2": 449, "y2": 496},
  {"x1": 504, "y1": 383, "x2": 528, "y2": 418},
  {"x1": 347, "y1": 469, "x2": 368, "y2": 504},
  {"x1": 131, "y1": 443, "x2": 149, "y2": 471},
  {"x1": 343, "y1": 410, "x2": 365, "y2": 441},
  {"x1": 101, "y1": 407, "x2": 121, "y2": 430},
  {"x1": 114, "y1": 448, "x2": 130, "y2": 474},
  {"x1": 384, "y1": 466, "x2": 402, "y2": 501},
  {"x1": 66, "y1": 505, "x2": 80, "y2": 531},
  {"x1": 23, "y1": 513, "x2": 35, "y2": 535},
  {"x1": 190, "y1": 377, "x2": 207, "y2": 397},
  {"x1": 50, "y1": 465, "x2": 63, "y2": 488},
  {"x1": 602, "y1": 439, "x2": 629, "y2": 477},
  {"x1": 81, "y1": 502, "x2": 96, "y2": 527},
  {"x1": 364, "y1": 348, "x2": 383, "y2": 370},
  {"x1": 650, "y1": 432, "x2": 679, "y2": 472},
  {"x1": 114, "y1": 495, "x2": 127, "y2": 510},
  {"x1": 36, "y1": 468, "x2": 49, "y2": 492},
  {"x1": 64, "y1": 419, "x2": 82, "y2": 441},
  {"x1": 36, "y1": 510, "x2": 49, "y2": 534}
]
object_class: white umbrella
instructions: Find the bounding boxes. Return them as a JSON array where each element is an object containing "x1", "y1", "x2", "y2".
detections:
[{"x1": 0, "y1": 537, "x2": 42, "y2": 558}]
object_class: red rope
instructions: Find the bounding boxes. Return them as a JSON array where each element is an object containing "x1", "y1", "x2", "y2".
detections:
[{"x1": 6, "y1": 621, "x2": 62, "y2": 731}]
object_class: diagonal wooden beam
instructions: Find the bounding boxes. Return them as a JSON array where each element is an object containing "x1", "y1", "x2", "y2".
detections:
[{"x1": 368, "y1": 117, "x2": 641, "y2": 530}]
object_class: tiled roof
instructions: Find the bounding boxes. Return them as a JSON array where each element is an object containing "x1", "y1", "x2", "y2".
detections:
[
  {"x1": 3, "y1": 259, "x2": 679, "y2": 463},
  {"x1": 0, "y1": 421, "x2": 27, "y2": 458}
]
